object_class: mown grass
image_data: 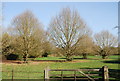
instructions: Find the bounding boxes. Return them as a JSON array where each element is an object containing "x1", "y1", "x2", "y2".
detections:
[
  {"x1": 34, "y1": 55, "x2": 119, "y2": 60},
  {"x1": 34, "y1": 57, "x2": 65, "y2": 60},
  {"x1": 2, "y1": 55, "x2": 119, "y2": 79}
]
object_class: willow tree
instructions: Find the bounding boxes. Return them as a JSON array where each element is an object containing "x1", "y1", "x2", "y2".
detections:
[
  {"x1": 48, "y1": 8, "x2": 91, "y2": 61},
  {"x1": 94, "y1": 30, "x2": 118, "y2": 59},
  {"x1": 11, "y1": 10, "x2": 45, "y2": 63}
]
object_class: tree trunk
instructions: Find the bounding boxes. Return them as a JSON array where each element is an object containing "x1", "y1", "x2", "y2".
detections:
[
  {"x1": 83, "y1": 53, "x2": 87, "y2": 59},
  {"x1": 66, "y1": 54, "x2": 73, "y2": 61},
  {"x1": 66, "y1": 57, "x2": 73, "y2": 61},
  {"x1": 65, "y1": 48, "x2": 73, "y2": 61},
  {"x1": 102, "y1": 55, "x2": 108, "y2": 59},
  {"x1": 23, "y1": 54, "x2": 28, "y2": 63}
]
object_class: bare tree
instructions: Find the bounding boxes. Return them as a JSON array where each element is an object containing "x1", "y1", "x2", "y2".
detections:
[
  {"x1": 48, "y1": 8, "x2": 91, "y2": 61},
  {"x1": 11, "y1": 10, "x2": 45, "y2": 63},
  {"x1": 94, "y1": 30, "x2": 118, "y2": 59},
  {"x1": 76, "y1": 35, "x2": 94, "y2": 59}
]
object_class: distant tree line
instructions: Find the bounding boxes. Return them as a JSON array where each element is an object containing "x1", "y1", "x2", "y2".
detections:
[{"x1": 1, "y1": 8, "x2": 118, "y2": 62}]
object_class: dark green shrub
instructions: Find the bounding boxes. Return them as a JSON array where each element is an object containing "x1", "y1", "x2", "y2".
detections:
[{"x1": 6, "y1": 54, "x2": 19, "y2": 60}]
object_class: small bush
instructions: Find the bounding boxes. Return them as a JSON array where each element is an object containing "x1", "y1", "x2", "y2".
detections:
[
  {"x1": 6, "y1": 54, "x2": 19, "y2": 60},
  {"x1": 28, "y1": 55, "x2": 36, "y2": 58},
  {"x1": 42, "y1": 52, "x2": 49, "y2": 57}
]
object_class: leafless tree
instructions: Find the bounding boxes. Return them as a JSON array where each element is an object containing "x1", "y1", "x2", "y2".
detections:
[
  {"x1": 76, "y1": 35, "x2": 94, "y2": 59},
  {"x1": 11, "y1": 10, "x2": 45, "y2": 63},
  {"x1": 94, "y1": 30, "x2": 118, "y2": 59},
  {"x1": 48, "y1": 8, "x2": 92, "y2": 61}
]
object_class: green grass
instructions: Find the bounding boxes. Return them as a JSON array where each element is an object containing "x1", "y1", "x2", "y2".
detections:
[
  {"x1": 34, "y1": 57, "x2": 65, "y2": 60},
  {"x1": 2, "y1": 55, "x2": 119, "y2": 80},
  {"x1": 34, "y1": 55, "x2": 119, "y2": 60}
]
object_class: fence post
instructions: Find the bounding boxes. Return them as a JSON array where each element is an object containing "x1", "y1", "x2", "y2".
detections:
[
  {"x1": 12, "y1": 69, "x2": 14, "y2": 81},
  {"x1": 44, "y1": 66, "x2": 50, "y2": 81},
  {"x1": 61, "y1": 71, "x2": 63, "y2": 80},
  {"x1": 99, "y1": 67, "x2": 102, "y2": 81},
  {"x1": 74, "y1": 71, "x2": 76, "y2": 81},
  {"x1": 102, "y1": 66, "x2": 109, "y2": 81},
  {"x1": 28, "y1": 71, "x2": 29, "y2": 81}
]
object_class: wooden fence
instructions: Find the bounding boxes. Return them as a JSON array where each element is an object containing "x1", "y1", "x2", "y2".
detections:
[
  {"x1": 2, "y1": 66, "x2": 119, "y2": 81},
  {"x1": 44, "y1": 66, "x2": 109, "y2": 81},
  {"x1": 2, "y1": 70, "x2": 44, "y2": 80}
]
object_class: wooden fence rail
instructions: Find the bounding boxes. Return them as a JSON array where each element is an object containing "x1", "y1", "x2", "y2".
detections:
[
  {"x1": 44, "y1": 66, "x2": 109, "y2": 81},
  {"x1": 2, "y1": 66, "x2": 112, "y2": 81},
  {"x1": 2, "y1": 70, "x2": 44, "y2": 80}
]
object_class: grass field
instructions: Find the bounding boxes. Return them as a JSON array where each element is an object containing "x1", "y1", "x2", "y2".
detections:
[{"x1": 2, "y1": 55, "x2": 119, "y2": 80}]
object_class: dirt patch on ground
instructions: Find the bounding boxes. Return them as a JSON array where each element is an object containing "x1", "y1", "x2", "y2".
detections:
[
  {"x1": 2, "y1": 59, "x2": 89, "y2": 65},
  {"x1": 2, "y1": 60, "x2": 24, "y2": 65}
]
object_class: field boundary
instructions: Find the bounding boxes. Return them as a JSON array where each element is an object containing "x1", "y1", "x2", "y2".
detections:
[
  {"x1": 44, "y1": 66, "x2": 109, "y2": 81},
  {"x1": 2, "y1": 66, "x2": 119, "y2": 81}
]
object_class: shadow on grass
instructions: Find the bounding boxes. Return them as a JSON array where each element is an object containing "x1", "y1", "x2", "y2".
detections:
[
  {"x1": 59, "y1": 57, "x2": 87, "y2": 59},
  {"x1": 109, "y1": 69, "x2": 120, "y2": 81},
  {"x1": 102, "y1": 60, "x2": 120, "y2": 64},
  {"x1": 79, "y1": 67, "x2": 100, "y2": 69},
  {"x1": 1, "y1": 79, "x2": 100, "y2": 81},
  {"x1": 1, "y1": 79, "x2": 119, "y2": 81},
  {"x1": 59, "y1": 57, "x2": 100, "y2": 60}
]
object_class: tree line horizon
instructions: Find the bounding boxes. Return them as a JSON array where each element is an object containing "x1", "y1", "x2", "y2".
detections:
[{"x1": 1, "y1": 7, "x2": 118, "y2": 62}]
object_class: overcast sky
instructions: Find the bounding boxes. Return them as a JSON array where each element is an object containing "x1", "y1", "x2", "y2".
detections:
[{"x1": 3, "y1": 2, "x2": 118, "y2": 36}]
